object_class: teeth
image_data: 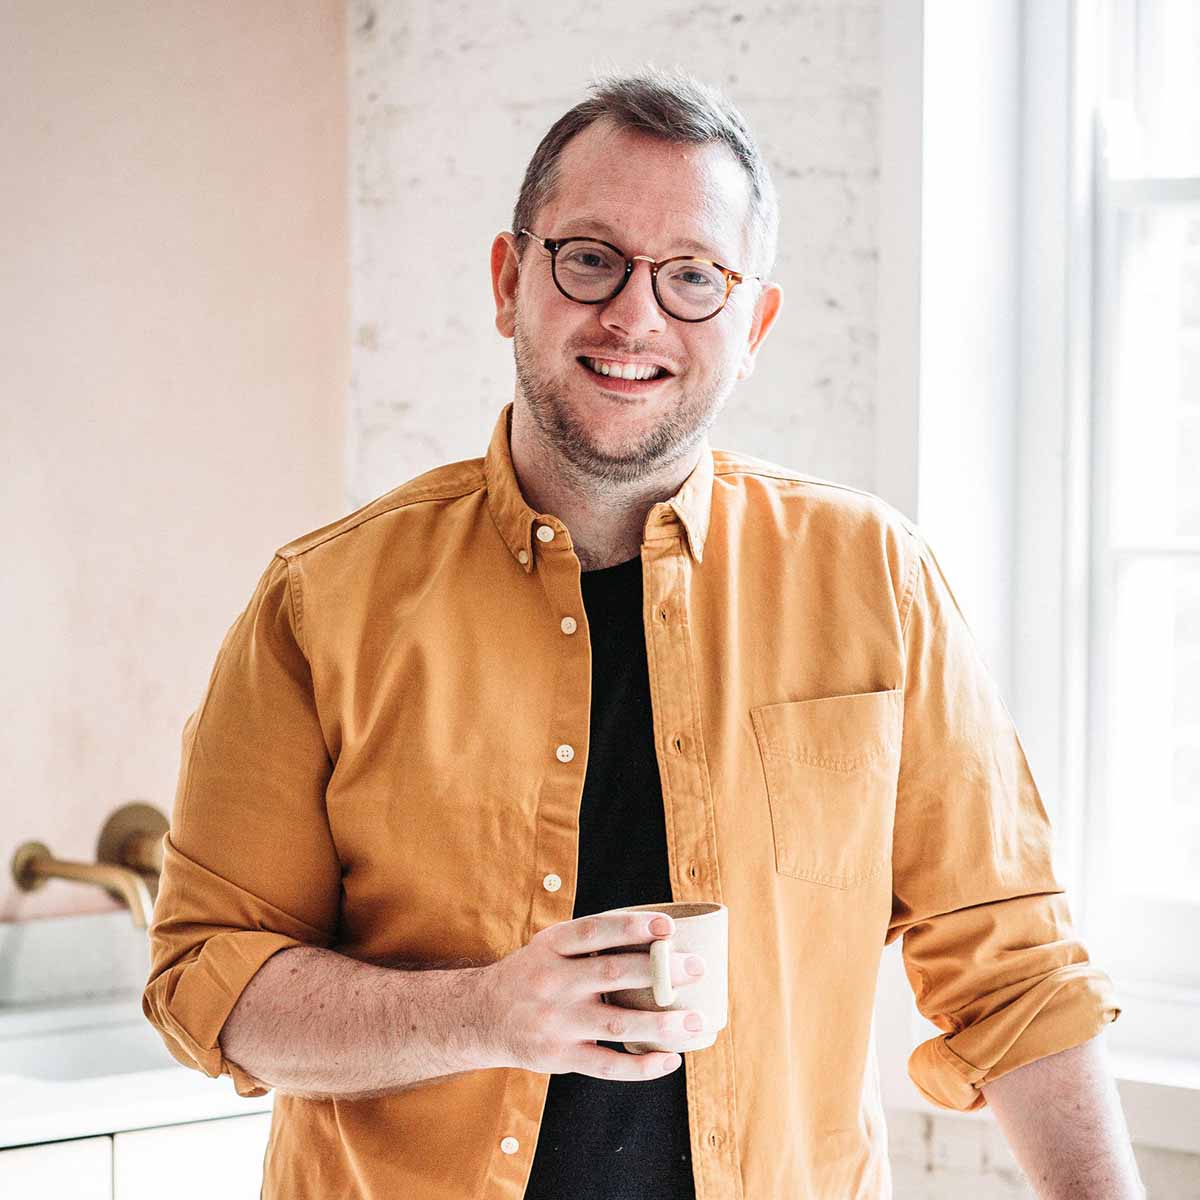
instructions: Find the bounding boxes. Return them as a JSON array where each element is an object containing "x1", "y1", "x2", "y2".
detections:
[{"x1": 587, "y1": 357, "x2": 663, "y2": 381}]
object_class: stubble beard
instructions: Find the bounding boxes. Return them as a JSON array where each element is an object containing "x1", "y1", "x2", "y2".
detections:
[{"x1": 512, "y1": 314, "x2": 731, "y2": 488}]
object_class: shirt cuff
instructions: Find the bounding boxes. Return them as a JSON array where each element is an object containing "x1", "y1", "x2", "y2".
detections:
[
  {"x1": 906, "y1": 963, "x2": 1122, "y2": 1111},
  {"x1": 143, "y1": 929, "x2": 306, "y2": 1098}
]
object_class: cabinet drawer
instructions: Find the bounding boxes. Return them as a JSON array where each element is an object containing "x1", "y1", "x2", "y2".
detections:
[
  {"x1": 0, "y1": 1135, "x2": 112, "y2": 1197},
  {"x1": 113, "y1": 1112, "x2": 272, "y2": 1200}
]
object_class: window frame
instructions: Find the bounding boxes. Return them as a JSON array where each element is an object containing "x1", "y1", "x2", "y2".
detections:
[
  {"x1": 874, "y1": 3, "x2": 1200, "y2": 1143},
  {"x1": 1016, "y1": 0, "x2": 1200, "y2": 1070}
]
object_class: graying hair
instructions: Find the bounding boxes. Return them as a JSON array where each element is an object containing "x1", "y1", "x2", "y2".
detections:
[{"x1": 511, "y1": 65, "x2": 779, "y2": 279}]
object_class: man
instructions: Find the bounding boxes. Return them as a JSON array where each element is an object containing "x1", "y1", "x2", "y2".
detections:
[{"x1": 143, "y1": 68, "x2": 1144, "y2": 1199}]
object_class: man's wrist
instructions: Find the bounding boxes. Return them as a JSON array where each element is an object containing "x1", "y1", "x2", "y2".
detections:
[{"x1": 445, "y1": 961, "x2": 506, "y2": 1072}]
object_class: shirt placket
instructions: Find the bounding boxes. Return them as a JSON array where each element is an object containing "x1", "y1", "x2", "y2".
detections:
[
  {"x1": 491, "y1": 512, "x2": 594, "y2": 1196},
  {"x1": 640, "y1": 503, "x2": 743, "y2": 1200}
]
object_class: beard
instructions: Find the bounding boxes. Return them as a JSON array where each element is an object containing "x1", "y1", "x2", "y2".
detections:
[{"x1": 512, "y1": 312, "x2": 732, "y2": 487}]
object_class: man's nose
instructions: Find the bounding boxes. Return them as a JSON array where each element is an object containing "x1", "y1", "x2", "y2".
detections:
[{"x1": 598, "y1": 258, "x2": 667, "y2": 339}]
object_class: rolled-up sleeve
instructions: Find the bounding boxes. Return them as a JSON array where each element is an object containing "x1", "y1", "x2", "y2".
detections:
[
  {"x1": 886, "y1": 527, "x2": 1121, "y2": 1112},
  {"x1": 142, "y1": 554, "x2": 342, "y2": 1098}
]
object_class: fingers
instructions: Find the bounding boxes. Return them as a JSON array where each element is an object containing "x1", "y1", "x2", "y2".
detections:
[
  {"x1": 588, "y1": 1000, "x2": 704, "y2": 1048},
  {"x1": 555, "y1": 911, "x2": 674, "y2": 956},
  {"x1": 588, "y1": 949, "x2": 705, "y2": 995},
  {"x1": 555, "y1": 913, "x2": 706, "y2": 973},
  {"x1": 548, "y1": 913, "x2": 707, "y2": 996},
  {"x1": 573, "y1": 1041, "x2": 683, "y2": 1081}
]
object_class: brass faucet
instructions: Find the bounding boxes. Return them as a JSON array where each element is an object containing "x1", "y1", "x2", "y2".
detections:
[{"x1": 10, "y1": 802, "x2": 169, "y2": 930}]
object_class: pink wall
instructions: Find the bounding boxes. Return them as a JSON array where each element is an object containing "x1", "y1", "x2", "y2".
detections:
[{"x1": 2, "y1": 2, "x2": 349, "y2": 920}]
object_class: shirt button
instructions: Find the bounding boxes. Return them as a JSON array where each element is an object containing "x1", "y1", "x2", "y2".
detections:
[
  {"x1": 555, "y1": 744, "x2": 574, "y2": 763},
  {"x1": 543, "y1": 873, "x2": 562, "y2": 892},
  {"x1": 560, "y1": 616, "x2": 577, "y2": 635},
  {"x1": 536, "y1": 525, "x2": 555, "y2": 543},
  {"x1": 500, "y1": 1136, "x2": 520, "y2": 1155},
  {"x1": 517, "y1": 549, "x2": 528, "y2": 564}
]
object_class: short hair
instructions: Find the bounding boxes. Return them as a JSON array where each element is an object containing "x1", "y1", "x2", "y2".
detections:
[{"x1": 511, "y1": 65, "x2": 779, "y2": 278}]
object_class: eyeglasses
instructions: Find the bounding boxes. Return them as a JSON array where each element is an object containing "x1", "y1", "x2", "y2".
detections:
[{"x1": 517, "y1": 228, "x2": 760, "y2": 323}]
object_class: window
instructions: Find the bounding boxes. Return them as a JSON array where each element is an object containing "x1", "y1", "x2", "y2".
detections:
[
  {"x1": 1086, "y1": 0, "x2": 1200, "y2": 1057},
  {"x1": 877, "y1": 2, "x2": 1200, "y2": 1097}
]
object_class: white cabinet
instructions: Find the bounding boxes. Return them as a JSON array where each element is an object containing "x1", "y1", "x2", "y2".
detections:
[
  {"x1": 0, "y1": 1112, "x2": 272, "y2": 1199},
  {"x1": 0, "y1": 1135, "x2": 112, "y2": 1197},
  {"x1": 113, "y1": 1112, "x2": 273, "y2": 1200}
]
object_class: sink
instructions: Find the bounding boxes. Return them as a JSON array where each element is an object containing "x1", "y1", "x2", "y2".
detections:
[
  {"x1": 0, "y1": 995, "x2": 272, "y2": 1149},
  {"x1": 0, "y1": 920, "x2": 272, "y2": 1150},
  {"x1": 0, "y1": 1014, "x2": 178, "y2": 1081},
  {"x1": 0, "y1": 993, "x2": 177, "y2": 1082}
]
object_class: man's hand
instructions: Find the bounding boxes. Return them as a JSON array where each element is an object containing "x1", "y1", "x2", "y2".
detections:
[{"x1": 484, "y1": 910, "x2": 708, "y2": 1080}]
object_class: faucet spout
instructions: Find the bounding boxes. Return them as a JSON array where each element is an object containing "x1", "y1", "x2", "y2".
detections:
[{"x1": 11, "y1": 842, "x2": 155, "y2": 929}]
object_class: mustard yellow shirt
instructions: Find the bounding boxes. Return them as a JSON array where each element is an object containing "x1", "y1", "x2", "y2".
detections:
[{"x1": 143, "y1": 401, "x2": 1120, "y2": 1198}]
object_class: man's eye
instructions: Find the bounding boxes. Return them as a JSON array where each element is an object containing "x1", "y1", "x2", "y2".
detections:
[
  {"x1": 564, "y1": 250, "x2": 615, "y2": 270},
  {"x1": 670, "y1": 267, "x2": 719, "y2": 291}
]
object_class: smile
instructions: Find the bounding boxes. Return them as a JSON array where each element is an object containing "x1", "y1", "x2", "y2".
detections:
[
  {"x1": 575, "y1": 357, "x2": 674, "y2": 395},
  {"x1": 579, "y1": 356, "x2": 670, "y2": 381}
]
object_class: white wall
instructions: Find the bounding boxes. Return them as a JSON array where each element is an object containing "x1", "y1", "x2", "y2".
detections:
[{"x1": 1, "y1": 2, "x2": 349, "y2": 921}]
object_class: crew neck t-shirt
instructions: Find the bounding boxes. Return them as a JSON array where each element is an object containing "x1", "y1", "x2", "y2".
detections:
[{"x1": 524, "y1": 554, "x2": 696, "y2": 1200}]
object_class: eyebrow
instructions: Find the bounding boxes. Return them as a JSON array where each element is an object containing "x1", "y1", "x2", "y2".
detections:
[{"x1": 559, "y1": 217, "x2": 728, "y2": 263}]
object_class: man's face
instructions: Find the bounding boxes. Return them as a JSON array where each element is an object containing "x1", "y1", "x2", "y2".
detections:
[{"x1": 491, "y1": 119, "x2": 782, "y2": 485}]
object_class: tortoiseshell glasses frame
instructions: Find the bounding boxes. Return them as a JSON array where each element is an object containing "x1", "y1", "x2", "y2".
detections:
[{"x1": 517, "y1": 228, "x2": 761, "y2": 323}]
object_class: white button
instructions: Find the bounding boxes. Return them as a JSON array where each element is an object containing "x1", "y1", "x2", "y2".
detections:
[
  {"x1": 517, "y1": 549, "x2": 528, "y2": 564},
  {"x1": 555, "y1": 744, "x2": 574, "y2": 763},
  {"x1": 536, "y1": 525, "x2": 555, "y2": 542},
  {"x1": 500, "y1": 1136, "x2": 520, "y2": 1155},
  {"x1": 543, "y1": 873, "x2": 562, "y2": 892},
  {"x1": 560, "y1": 616, "x2": 577, "y2": 635}
]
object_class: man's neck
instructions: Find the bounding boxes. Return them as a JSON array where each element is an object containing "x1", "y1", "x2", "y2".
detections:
[{"x1": 508, "y1": 399, "x2": 703, "y2": 573}]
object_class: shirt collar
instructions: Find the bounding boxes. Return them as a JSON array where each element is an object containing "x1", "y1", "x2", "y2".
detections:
[{"x1": 483, "y1": 401, "x2": 713, "y2": 573}]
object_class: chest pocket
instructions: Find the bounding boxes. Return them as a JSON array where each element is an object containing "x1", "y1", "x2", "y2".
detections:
[{"x1": 750, "y1": 688, "x2": 903, "y2": 889}]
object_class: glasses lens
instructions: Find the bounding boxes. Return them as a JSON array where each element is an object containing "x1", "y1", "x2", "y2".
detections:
[
  {"x1": 657, "y1": 259, "x2": 727, "y2": 320},
  {"x1": 553, "y1": 240, "x2": 626, "y2": 302}
]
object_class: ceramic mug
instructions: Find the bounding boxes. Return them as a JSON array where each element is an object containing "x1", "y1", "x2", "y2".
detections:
[{"x1": 589, "y1": 901, "x2": 728, "y2": 1054}]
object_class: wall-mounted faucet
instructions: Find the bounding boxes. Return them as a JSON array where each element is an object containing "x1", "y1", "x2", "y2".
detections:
[{"x1": 10, "y1": 802, "x2": 169, "y2": 930}]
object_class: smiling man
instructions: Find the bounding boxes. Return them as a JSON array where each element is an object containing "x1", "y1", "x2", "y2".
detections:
[
  {"x1": 144, "y1": 67, "x2": 1141, "y2": 1200},
  {"x1": 491, "y1": 111, "x2": 781, "y2": 573}
]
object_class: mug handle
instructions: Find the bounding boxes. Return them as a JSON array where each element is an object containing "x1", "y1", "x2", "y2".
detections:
[{"x1": 650, "y1": 936, "x2": 675, "y2": 1007}]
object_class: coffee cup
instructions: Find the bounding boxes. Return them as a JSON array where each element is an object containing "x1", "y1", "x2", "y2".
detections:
[{"x1": 589, "y1": 901, "x2": 728, "y2": 1054}]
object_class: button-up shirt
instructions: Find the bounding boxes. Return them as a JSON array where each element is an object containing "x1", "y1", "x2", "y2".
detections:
[{"x1": 143, "y1": 401, "x2": 1121, "y2": 1199}]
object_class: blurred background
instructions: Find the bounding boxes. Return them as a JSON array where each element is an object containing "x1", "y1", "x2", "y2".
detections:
[{"x1": 2, "y1": 1, "x2": 1197, "y2": 1195}]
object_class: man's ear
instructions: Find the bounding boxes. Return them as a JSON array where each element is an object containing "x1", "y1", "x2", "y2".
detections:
[
  {"x1": 735, "y1": 282, "x2": 783, "y2": 382},
  {"x1": 491, "y1": 232, "x2": 520, "y2": 339}
]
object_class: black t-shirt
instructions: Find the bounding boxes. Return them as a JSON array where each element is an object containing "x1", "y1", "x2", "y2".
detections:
[{"x1": 524, "y1": 554, "x2": 695, "y2": 1200}]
